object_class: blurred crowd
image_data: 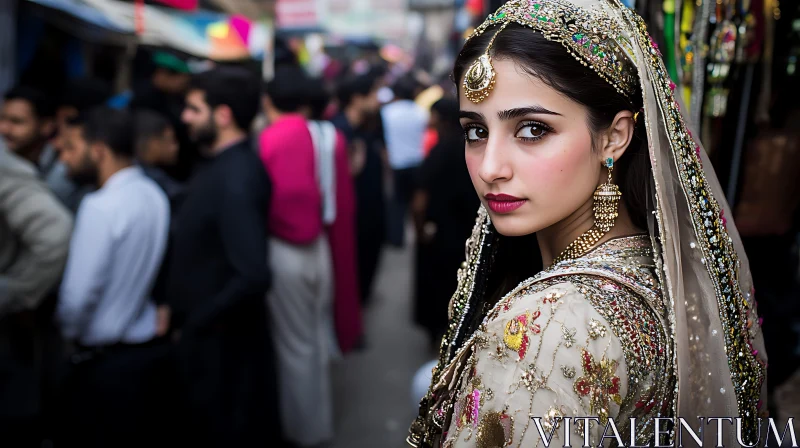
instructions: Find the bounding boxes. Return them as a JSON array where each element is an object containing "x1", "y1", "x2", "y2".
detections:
[{"x1": 0, "y1": 49, "x2": 477, "y2": 448}]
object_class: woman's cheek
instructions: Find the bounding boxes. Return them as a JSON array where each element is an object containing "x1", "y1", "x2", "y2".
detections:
[
  {"x1": 465, "y1": 150, "x2": 483, "y2": 185},
  {"x1": 515, "y1": 142, "x2": 581, "y2": 194}
]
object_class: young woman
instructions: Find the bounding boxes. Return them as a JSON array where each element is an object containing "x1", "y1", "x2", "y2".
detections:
[{"x1": 407, "y1": 0, "x2": 768, "y2": 446}]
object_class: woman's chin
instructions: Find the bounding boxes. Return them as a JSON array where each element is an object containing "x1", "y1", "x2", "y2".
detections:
[{"x1": 490, "y1": 214, "x2": 540, "y2": 237}]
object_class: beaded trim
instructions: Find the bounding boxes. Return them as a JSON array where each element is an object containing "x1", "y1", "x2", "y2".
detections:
[
  {"x1": 466, "y1": 0, "x2": 639, "y2": 100},
  {"x1": 615, "y1": 4, "x2": 766, "y2": 443}
]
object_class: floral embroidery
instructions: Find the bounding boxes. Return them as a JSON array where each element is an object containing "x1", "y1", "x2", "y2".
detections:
[
  {"x1": 503, "y1": 310, "x2": 543, "y2": 360},
  {"x1": 503, "y1": 313, "x2": 530, "y2": 359},
  {"x1": 455, "y1": 376, "x2": 485, "y2": 431},
  {"x1": 541, "y1": 406, "x2": 567, "y2": 436},
  {"x1": 542, "y1": 290, "x2": 564, "y2": 304},
  {"x1": 560, "y1": 324, "x2": 577, "y2": 348},
  {"x1": 574, "y1": 348, "x2": 623, "y2": 424},
  {"x1": 561, "y1": 365, "x2": 576, "y2": 379},
  {"x1": 587, "y1": 318, "x2": 607, "y2": 340},
  {"x1": 520, "y1": 366, "x2": 548, "y2": 393},
  {"x1": 476, "y1": 410, "x2": 513, "y2": 448}
]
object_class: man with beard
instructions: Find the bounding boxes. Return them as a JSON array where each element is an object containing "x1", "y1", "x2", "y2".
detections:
[
  {"x1": 0, "y1": 85, "x2": 90, "y2": 213},
  {"x1": 167, "y1": 67, "x2": 282, "y2": 447},
  {"x1": 55, "y1": 107, "x2": 170, "y2": 448}
]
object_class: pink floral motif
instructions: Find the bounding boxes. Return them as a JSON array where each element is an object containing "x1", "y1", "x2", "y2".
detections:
[
  {"x1": 469, "y1": 389, "x2": 481, "y2": 426},
  {"x1": 669, "y1": 80, "x2": 676, "y2": 92},
  {"x1": 720, "y1": 209, "x2": 728, "y2": 229}
]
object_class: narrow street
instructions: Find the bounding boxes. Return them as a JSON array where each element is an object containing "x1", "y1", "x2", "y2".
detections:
[{"x1": 332, "y1": 244, "x2": 435, "y2": 448}]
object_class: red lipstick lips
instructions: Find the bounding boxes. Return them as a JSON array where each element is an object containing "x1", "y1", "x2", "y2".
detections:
[{"x1": 485, "y1": 193, "x2": 527, "y2": 214}]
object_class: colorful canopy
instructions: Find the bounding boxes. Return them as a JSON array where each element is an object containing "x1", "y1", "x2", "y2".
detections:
[{"x1": 25, "y1": 0, "x2": 271, "y2": 61}]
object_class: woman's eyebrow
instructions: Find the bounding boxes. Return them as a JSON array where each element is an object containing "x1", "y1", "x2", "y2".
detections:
[
  {"x1": 498, "y1": 106, "x2": 561, "y2": 120},
  {"x1": 459, "y1": 111, "x2": 485, "y2": 121}
]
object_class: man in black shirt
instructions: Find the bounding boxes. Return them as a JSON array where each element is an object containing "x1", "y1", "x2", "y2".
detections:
[{"x1": 166, "y1": 67, "x2": 282, "y2": 447}]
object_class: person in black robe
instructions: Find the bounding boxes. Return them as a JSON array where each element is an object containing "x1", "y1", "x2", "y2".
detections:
[
  {"x1": 412, "y1": 97, "x2": 481, "y2": 345},
  {"x1": 165, "y1": 67, "x2": 283, "y2": 447},
  {"x1": 331, "y1": 73, "x2": 386, "y2": 305}
]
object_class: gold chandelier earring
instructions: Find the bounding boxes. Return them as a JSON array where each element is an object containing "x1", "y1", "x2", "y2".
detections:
[
  {"x1": 551, "y1": 157, "x2": 621, "y2": 266},
  {"x1": 593, "y1": 157, "x2": 622, "y2": 233}
]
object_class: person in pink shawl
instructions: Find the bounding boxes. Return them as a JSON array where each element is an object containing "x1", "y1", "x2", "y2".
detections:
[{"x1": 259, "y1": 64, "x2": 362, "y2": 448}]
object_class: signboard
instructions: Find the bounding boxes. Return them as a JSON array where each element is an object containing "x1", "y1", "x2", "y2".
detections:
[
  {"x1": 275, "y1": 0, "x2": 319, "y2": 29},
  {"x1": 408, "y1": 0, "x2": 456, "y2": 10}
]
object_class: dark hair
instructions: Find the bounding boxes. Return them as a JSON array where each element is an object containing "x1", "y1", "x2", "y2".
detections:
[
  {"x1": 336, "y1": 74, "x2": 377, "y2": 109},
  {"x1": 4, "y1": 85, "x2": 56, "y2": 119},
  {"x1": 430, "y1": 96, "x2": 462, "y2": 139},
  {"x1": 452, "y1": 24, "x2": 651, "y2": 328},
  {"x1": 263, "y1": 64, "x2": 311, "y2": 113},
  {"x1": 191, "y1": 67, "x2": 260, "y2": 131},
  {"x1": 392, "y1": 75, "x2": 420, "y2": 101},
  {"x1": 305, "y1": 77, "x2": 331, "y2": 121},
  {"x1": 70, "y1": 107, "x2": 136, "y2": 159},
  {"x1": 58, "y1": 78, "x2": 111, "y2": 112},
  {"x1": 134, "y1": 109, "x2": 172, "y2": 151}
]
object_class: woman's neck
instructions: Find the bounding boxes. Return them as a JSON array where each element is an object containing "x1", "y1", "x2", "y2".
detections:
[{"x1": 536, "y1": 198, "x2": 642, "y2": 267}]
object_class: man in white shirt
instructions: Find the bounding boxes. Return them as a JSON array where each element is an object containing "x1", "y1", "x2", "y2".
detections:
[
  {"x1": 380, "y1": 76, "x2": 429, "y2": 247},
  {"x1": 56, "y1": 107, "x2": 170, "y2": 448}
]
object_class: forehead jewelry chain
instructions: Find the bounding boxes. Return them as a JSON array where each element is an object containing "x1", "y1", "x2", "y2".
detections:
[
  {"x1": 463, "y1": 21, "x2": 510, "y2": 104},
  {"x1": 551, "y1": 157, "x2": 622, "y2": 267}
]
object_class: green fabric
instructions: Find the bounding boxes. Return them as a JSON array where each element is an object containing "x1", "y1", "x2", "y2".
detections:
[
  {"x1": 663, "y1": 0, "x2": 678, "y2": 82},
  {"x1": 153, "y1": 51, "x2": 190, "y2": 74}
]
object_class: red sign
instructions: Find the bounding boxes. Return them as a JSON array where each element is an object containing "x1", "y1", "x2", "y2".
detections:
[
  {"x1": 276, "y1": 0, "x2": 319, "y2": 28},
  {"x1": 153, "y1": 0, "x2": 198, "y2": 10}
]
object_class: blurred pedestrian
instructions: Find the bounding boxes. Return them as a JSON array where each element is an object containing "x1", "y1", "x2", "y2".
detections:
[
  {"x1": 168, "y1": 67, "x2": 282, "y2": 447},
  {"x1": 381, "y1": 75, "x2": 428, "y2": 247},
  {"x1": 131, "y1": 51, "x2": 194, "y2": 181},
  {"x1": 134, "y1": 109, "x2": 184, "y2": 210},
  {"x1": 134, "y1": 109, "x2": 186, "y2": 335},
  {"x1": 55, "y1": 107, "x2": 170, "y2": 448},
  {"x1": 332, "y1": 73, "x2": 386, "y2": 304},
  {"x1": 53, "y1": 78, "x2": 112, "y2": 151},
  {"x1": 261, "y1": 65, "x2": 360, "y2": 447},
  {"x1": 411, "y1": 98, "x2": 480, "y2": 345},
  {"x1": 0, "y1": 85, "x2": 89, "y2": 213},
  {"x1": 0, "y1": 139, "x2": 72, "y2": 448}
]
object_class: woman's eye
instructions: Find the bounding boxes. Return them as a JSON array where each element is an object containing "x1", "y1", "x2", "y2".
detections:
[
  {"x1": 516, "y1": 123, "x2": 549, "y2": 140},
  {"x1": 465, "y1": 126, "x2": 488, "y2": 141}
]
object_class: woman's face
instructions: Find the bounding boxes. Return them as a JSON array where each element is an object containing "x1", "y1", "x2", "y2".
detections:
[{"x1": 460, "y1": 58, "x2": 605, "y2": 237}]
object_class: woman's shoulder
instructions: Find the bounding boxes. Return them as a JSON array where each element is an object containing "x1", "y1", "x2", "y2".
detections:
[
  {"x1": 483, "y1": 274, "x2": 670, "y2": 390},
  {"x1": 442, "y1": 276, "x2": 675, "y2": 447}
]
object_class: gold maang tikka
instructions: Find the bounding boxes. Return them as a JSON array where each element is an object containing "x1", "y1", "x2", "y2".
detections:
[
  {"x1": 463, "y1": 21, "x2": 510, "y2": 104},
  {"x1": 551, "y1": 157, "x2": 622, "y2": 266}
]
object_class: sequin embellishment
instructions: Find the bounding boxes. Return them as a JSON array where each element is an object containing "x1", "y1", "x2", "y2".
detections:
[{"x1": 573, "y1": 348, "x2": 623, "y2": 424}]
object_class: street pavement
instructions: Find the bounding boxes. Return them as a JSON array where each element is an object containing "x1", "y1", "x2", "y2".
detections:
[{"x1": 331, "y1": 244, "x2": 435, "y2": 448}]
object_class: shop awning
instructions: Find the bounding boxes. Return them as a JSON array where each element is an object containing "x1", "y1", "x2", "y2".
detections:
[{"x1": 24, "y1": 0, "x2": 271, "y2": 60}]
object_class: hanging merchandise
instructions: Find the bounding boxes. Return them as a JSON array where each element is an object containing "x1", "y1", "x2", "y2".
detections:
[
  {"x1": 690, "y1": 0, "x2": 714, "y2": 129},
  {"x1": 736, "y1": 0, "x2": 760, "y2": 63},
  {"x1": 704, "y1": 0, "x2": 738, "y2": 119},
  {"x1": 678, "y1": 0, "x2": 695, "y2": 109}
]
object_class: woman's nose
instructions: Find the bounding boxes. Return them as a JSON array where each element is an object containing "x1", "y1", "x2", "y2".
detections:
[{"x1": 479, "y1": 136, "x2": 513, "y2": 184}]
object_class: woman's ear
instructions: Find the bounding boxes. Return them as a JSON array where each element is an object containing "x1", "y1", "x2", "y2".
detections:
[{"x1": 600, "y1": 110, "x2": 635, "y2": 164}]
